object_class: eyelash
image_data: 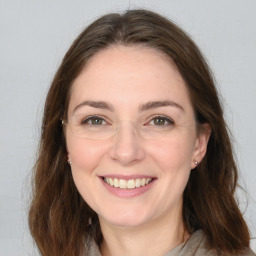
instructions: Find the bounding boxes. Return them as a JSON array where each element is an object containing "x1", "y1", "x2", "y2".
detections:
[
  {"x1": 81, "y1": 115, "x2": 109, "y2": 125},
  {"x1": 81, "y1": 115, "x2": 174, "y2": 126},
  {"x1": 147, "y1": 115, "x2": 174, "y2": 127}
]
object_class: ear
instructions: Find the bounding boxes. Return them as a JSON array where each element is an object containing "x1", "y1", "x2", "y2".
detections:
[
  {"x1": 67, "y1": 151, "x2": 71, "y2": 162},
  {"x1": 191, "y1": 123, "x2": 211, "y2": 169}
]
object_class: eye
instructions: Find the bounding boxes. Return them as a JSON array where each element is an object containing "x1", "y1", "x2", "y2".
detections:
[
  {"x1": 81, "y1": 116, "x2": 107, "y2": 126},
  {"x1": 148, "y1": 116, "x2": 174, "y2": 126}
]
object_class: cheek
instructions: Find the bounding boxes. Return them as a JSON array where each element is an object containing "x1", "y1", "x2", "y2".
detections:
[
  {"x1": 66, "y1": 133, "x2": 107, "y2": 171},
  {"x1": 66, "y1": 136, "x2": 109, "y2": 209},
  {"x1": 147, "y1": 133, "x2": 196, "y2": 170}
]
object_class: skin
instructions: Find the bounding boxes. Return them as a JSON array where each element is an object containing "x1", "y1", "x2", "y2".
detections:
[{"x1": 65, "y1": 45, "x2": 210, "y2": 256}]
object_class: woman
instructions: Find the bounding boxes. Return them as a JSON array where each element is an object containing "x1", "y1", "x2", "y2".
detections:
[{"x1": 28, "y1": 9, "x2": 255, "y2": 256}]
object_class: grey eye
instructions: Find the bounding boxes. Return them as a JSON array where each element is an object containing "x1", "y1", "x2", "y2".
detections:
[
  {"x1": 150, "y1": 116, "x2": 174, "y2": 126},
  {"x1": 82, "y1": 116, "x2": 106, "y2": 125},
  {"x1": 153, "y1": 117, "x2": 166, "y2": 125}
]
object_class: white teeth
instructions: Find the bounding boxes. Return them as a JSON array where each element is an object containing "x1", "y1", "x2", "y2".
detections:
[
  {"x1": 135, "y1": 178, "x2": 141, "y2": 188},
  {"x1": 114, "y1": 178, "x2": 119, "y2": 188},
  {"x1": 127, "y1": 179, "x2": 135, "y2": 189},
  {"x1": 109, "y1": 178, "x2": 114, "y2": 186},
  {"x1": 103, "y1": 177, "x2": 152, "y2": 189},
  {"x1": 119, "y1": 179, "x2": 126, "y2": 189}
]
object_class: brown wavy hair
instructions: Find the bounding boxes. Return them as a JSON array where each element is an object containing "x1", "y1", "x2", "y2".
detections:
[{"x1": 29, "y1": 9, "x2": 250, "y2": 256}]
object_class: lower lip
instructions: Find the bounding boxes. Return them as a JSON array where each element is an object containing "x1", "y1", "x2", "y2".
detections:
[{"x1": 100, "y1": 178, "x2": 156, "y2": 198}]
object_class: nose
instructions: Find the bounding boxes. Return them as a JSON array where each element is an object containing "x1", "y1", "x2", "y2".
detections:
[{"x1": 108, "y1": 121, "x2": 145, "y2": 165}]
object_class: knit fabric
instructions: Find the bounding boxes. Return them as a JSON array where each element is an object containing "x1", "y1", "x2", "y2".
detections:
[{"x1": 85, "y1": 230, "x2": 256, "y2": 256}]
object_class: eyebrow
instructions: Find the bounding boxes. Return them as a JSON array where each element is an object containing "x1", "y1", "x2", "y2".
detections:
[
  {"x1": 72, "y1": 100, "x2": 184, "y2": 114},
  {"x1": 139, "y1": 100, "x2": 184, "y2": 112},
  {"x1": 73, "y1": 100, "x2": 114, "y2": 114}
]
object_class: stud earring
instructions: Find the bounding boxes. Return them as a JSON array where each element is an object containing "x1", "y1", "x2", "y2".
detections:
[
  {"x1": 68, "y1": 160, "x2": 72, "y2": 165},
  {"x1": 194, "y1": 161, "x2": 198, "y2": 166}
]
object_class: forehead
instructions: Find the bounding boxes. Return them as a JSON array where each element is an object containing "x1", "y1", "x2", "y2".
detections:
[{"x1": 69, "y1": 45, "x2": 192, "y2": 113}]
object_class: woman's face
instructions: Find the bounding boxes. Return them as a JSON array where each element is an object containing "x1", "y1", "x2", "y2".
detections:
[{"x1": 66, "y1": 45, "x2": 209, "y2": 227}]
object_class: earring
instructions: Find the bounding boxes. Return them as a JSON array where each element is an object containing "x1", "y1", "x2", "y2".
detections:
[
  {"x1": 194, "y1": 161, "x2": 198, "y2": 166},
  {"x1": 68, "y1": 160, "x2": 72, "y2": 165}
]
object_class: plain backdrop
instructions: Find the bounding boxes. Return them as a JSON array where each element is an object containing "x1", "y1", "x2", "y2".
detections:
[{"x1": 0, "y1": 0, "x2": 255, "y2": 255}]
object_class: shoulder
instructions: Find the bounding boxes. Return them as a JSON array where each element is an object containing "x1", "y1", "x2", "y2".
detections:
[
  {"x1": 178, "y1": 230, "x2": 215, "y2": 256},
  {"x1": 171, "y1": 230, "x2": 256, "y2": 256},
  {"x1": 84, "y1": 237, "x2": 102, "y2": 256},
  {"x1": 83, "y1": 230, "x2": 256, "y2": 256},
  {"x1": 239, "y1": 248, "x2": 256, "y2": 256}
]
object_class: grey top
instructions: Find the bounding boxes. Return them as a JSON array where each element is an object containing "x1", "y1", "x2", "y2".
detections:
[{"x1": 85, "y1": 230, "x2": 256, "y2": 256}]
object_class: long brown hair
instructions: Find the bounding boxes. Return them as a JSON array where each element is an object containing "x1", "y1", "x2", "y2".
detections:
[{"x1": 29, "y1": 9, "x2": 250, "y2": 255}]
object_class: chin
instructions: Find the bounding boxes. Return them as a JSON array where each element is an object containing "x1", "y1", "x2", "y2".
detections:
[
  {"x1": 98, "y1": 206, "x2": 154, "y2": 228},
  {"x1": 104, "y1": 217, "x2": 148, "y2": 228}
]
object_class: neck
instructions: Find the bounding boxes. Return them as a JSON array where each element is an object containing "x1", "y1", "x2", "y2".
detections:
[{"x1": 99, "y1": 207, "x2": 189, "y2": 256}]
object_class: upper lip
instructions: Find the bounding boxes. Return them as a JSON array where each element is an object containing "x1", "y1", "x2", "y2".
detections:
[{"x1": 99, "y1": 174, "x2": 156, "y2": 180}]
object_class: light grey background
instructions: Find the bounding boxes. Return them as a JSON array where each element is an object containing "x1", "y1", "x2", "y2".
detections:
[{"x1": 0, "y1": 0, "x2": 255, "y2": 255}]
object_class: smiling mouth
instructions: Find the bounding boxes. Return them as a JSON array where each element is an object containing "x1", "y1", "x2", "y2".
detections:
[{"x1": 102, "y1": 177, "x2": 154, "y2": 189}]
